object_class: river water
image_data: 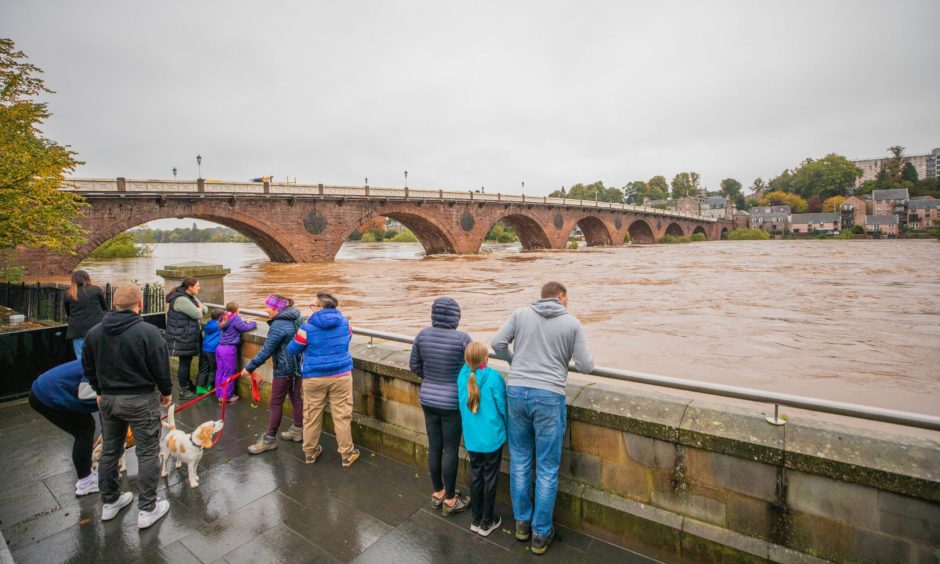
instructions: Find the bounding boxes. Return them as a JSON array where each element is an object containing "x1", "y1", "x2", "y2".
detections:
[{"x1": 75, "y1": 240, "x2": 940, "y2": 418}]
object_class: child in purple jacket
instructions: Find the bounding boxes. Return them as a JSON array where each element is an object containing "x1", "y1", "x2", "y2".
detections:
[{"x1": 216, "y1": 301, "x2": 257, "y2": 403}]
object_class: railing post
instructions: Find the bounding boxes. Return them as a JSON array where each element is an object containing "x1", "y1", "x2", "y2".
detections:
[
  {"x1": 117, "y1": 177, "x2": 126, "y2": 192},
  {"x1": 263, "y1": 180, "x2": 270, "y2": 194},
  {"x1": 318, "y1": 183, "x2": 324, "y2": 195},
  {"x1": 766, "y1": 404, "x2": 786, "y2": 425},
  {"x1": 197, "y1": 178, "x2": 205, "y2": 193},
  {"x1": 439, "y1": 189, "x2": 443, "y2": 199},
  {"x1": 405, "y1": 187, "x2": 409, "y2": 199}
]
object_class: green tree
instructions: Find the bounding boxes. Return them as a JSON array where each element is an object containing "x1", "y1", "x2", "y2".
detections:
[
  {"x1": 902, "y1": 161, "x2": 918, "y2": 182},
  {"x1": 770, "y1": 154, "x2": 861, "y2": 199},
  {"x1": 646, "y1": 176, "x2": 669, "y2": 201},
  {"x1": 549, "y1": 181, "x2": 623, "y2": 203},
  {"x1": 88, "y1": 232, "x2": 149, "y2": 258},
  {"x1": 0, "y1": 38, "x2": 85, "y2": 280},
  {"x1": 689, "y1": 172, "x2": 702, "y2": 196},
  {"x1": 623, "y1": 181, "x2": 646, "y2": 204},
  {"x1": 719, "y1": 178, "x2": 743, "y2": 199},
  {"x1": 749, "y1": 177, "x2": 766, "y2": 195},
  {"x1": 670, "y1": 172, "x2": 694, "y2": 199}
]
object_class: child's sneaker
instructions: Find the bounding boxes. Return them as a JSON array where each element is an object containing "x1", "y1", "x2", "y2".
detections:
[
  {"x1": 227, "y1": 395, "x2": 239, "y2": 403},
  {"x1": 102, "y1": 491, "x2": 134, "y2": 521},
  {"x1": 75, "y1": 471, "x2": 99, "y2": 497},
  {"x1": 341, "y1": 448, "x2": 360, "y2": 468},
  {"x1": 247, "y1": 434, "x2": 277, "y2": 455},
  {"x1": 441, "y1": 494, "x2": 469, "y2": 517},
  {"x1": 470, "y1": 520, "x2": 481, "y2": 533},
  {"x1": 478, "y1": 515, "x2": 502, "y2": 537},
  {"x1": 195, "y1": 386, "x2": 211, "y2": 395},
  {"x1": 279, "y1": 425, "x2": 303, "y2": 442},
  {"x1": 179, "y1": 388, "x2": 198, "y2": 400}
]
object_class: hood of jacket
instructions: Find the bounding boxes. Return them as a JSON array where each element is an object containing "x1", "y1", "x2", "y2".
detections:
[
  {"x1": 430, "y1": 297, "x2": 461, "y2": 329},
  {"x1": 309, "y1": 308, "x2": 344, "y2": 330},
  {"x1": 270, "y1": 306, "x2": 301, "y2": 325},
  {"x1": 165, "y1": 287, "x2": 188, "y2": 305},
  {"x1": 102, "y1": 310, "x2": 143, "y2": 336},
  {"x1": 529, "y1": 298, "x2": 567, "y2": 319}
]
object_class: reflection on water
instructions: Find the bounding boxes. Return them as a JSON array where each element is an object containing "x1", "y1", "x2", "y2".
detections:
[{"x1": 78, "y1": 240, "x2": 940, "y2": 415}]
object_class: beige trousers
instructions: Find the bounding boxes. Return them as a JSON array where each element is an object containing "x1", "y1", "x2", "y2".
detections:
[{"x1": 301, "y1": 374, "x2": 354, "y2": 456}]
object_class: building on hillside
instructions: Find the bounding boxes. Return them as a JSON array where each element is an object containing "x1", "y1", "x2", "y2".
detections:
[
  {"x1": 865, "y1": 215, "x2": 899, "y2": 237},
  {"x1": 790, "y1": 213, "x2": 840, "y2": 235},
  {"x1": 701, "y1": 196, "x2": 732, "y2": 220},
  {"x1": 748, "y1": 206, "x2": 790, "y2": 234},
  {"x1": 675, "y1": 196, "x2": 701, "y2": 215},
  {"x1": 871, "y1": 188, "x2": 910, "y2": 226},
  {"x1": 852, "y1": 148, "x2": 940, "y2": 187},
  {"x1": 840, "y1": 196, "x2": 870, "y2": 228},
  {"x1": 909, "y1": 198, "x2": 940, "y2": 229},
  {"x1": 733, "y1": 209, "x2": 750, "y2": 230}
]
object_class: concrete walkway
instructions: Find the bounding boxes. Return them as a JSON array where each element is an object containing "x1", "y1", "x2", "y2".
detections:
[{"x1": 0, "y1": 396, "x2": 655, "y2": 563}]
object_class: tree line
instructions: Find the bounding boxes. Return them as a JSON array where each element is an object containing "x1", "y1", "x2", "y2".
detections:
[{"x1": 130, "y1": 224, "x2": 251, "y2": 244}]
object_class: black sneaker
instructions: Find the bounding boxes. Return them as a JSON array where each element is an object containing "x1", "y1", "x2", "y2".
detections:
[
  {"x1": 179, "y1": 388, "x2": 198, "y2": 400},
  {"x1": 478, "y1": 515, "x2": 501, "y2": 537},
  {"x1": 531, "y1": 529, "x2": 555, "y2": 555},
  {"x1": 515, "y1": 520, "x2": 531, "y2": 541}
]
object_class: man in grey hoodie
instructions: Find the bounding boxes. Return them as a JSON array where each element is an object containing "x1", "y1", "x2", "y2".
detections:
[{"x1": 491, "y1": 281, "x2": 593, "y2": 555}]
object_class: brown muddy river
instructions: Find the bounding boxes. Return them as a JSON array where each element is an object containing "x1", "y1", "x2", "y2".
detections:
[{"x1": 75, "y1": 240, "x2": 940, "y2": 418}]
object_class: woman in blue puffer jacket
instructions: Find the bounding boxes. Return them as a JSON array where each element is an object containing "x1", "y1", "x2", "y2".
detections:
[{"x1": 410, "y1": 296, "x2": 472, "y2": 516}]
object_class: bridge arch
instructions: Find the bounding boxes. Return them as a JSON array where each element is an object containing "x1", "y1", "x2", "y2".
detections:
[
  {"x1": 664, "y1": 222, "x2": 685, "y2": 238},
  {"x1": 628, "y1": 219, "x2": 655, "y2": 244},
  {"x1": 488, "y1": 213, "x2": 552, "y2": 250},
  {"x1": 344, "y1": 210, "x2": 460, "y2": 257},
  {"x1": 721, "y1": 227, "x2": 729, "y2": 239},
  {"x1": 692, "y1": 225, "x2": 707, "y2": 237},
  {"x1": 574, "y1": 216, "x2": 615, "y2": 246},
  {"x1": 60, "y1": 208, "x2": 298, "y2": 274}
]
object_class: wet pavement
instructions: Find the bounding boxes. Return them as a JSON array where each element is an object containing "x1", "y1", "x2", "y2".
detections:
[{"x1": 0, "y1": 397, "x2": 655, "y2": 563}]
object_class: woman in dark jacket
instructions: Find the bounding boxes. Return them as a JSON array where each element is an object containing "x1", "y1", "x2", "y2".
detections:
[
  {"x1": 164, "y1": 277, "x2": 207, "y2": 399},
  {"x1": 64, "y1": 270, "x2": 107, "y2": 359},
  {"x1": 29, "y1": 360, "x2": 100, "y2": 496},
  {"x1": 410, "y1": 296, "x2": 472, "y2": 516},
  {"x1": 241, "y1": 294, "x2": 304, "y2": 455}
]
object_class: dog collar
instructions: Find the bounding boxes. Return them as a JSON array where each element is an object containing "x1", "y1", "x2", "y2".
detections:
[{"x1": 189, "y1": 434, "x2": 203, "y2": 448}]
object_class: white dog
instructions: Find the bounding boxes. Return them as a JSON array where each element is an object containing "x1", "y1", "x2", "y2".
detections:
[
  {"x1": 160, "y1": 404, "x2": 223, "y2": 488},
  {"x1": 91, "y1": 435, "x2": 127, "y2": 475}
]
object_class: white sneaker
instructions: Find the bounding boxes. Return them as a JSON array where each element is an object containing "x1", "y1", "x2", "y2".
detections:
[
  {"x1": 75, "y1": 472, "x2": 99, "y2": 496},
  {"x1": 102, "y1": 491, "x2": 134, "y2": 521},
  {"x1": 137, "y1": 499, "x2": 170, "y2": 529}
]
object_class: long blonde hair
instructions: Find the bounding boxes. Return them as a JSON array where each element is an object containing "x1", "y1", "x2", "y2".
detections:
[{"x1": 464, "y1": 342, "x2": 490, "y2": 414}]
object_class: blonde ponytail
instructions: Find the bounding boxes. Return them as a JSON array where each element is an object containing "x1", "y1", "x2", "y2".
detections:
[{"x1": 464, "y1": 341, "x2": 490, "y2": 414}]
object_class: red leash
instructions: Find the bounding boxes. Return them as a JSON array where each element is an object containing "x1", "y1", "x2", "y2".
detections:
[{"x1": 162, "y1": 372, "x2": 250, "y2": 445}]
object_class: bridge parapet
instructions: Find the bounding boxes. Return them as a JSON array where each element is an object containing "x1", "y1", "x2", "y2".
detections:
[{"x1": 61, "y1": 178, "x2": 717, "y2": 222}]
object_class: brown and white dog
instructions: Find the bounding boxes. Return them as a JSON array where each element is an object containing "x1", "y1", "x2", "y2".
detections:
[
  {"x1": 160, "y1": 404, "x2": 223, "y2": 488},
  {"x1": 91, "y1": 435, "x2": 128, "y2": 474}
]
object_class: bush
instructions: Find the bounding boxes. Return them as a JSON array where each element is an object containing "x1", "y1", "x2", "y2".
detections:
[
  {"x1": 833, "y1": 231, "x2": 854, "y2": 239},
  {"x1": 623, "y1": 232, "x2": 631, "y2": 244},
  {"x1": 89, "y1": 232, "x2": 151, "y2": 258},
  {"x1": 384, "y1": 230, "x2": 398, "y2": 239},
  {"x1": 660, "y1": 234, "x2": 692, "y2": 244},
  {"x1": 727, "y1": 228, "x2": 770, "y2": 240},
  {"x1": 347, "y1": 231, "x2": 362, "y2": 241},
  {"x1": 851, "y1": 225, "x2": 864, "y2": 234},
  {"x1": 691, "y1": 233, "x2": 706, "y2": 242},
  {"x1": 389, "y1": 229, "x2": 418, "y2": 242},
  {"x1": 359, "y1": 232, "x2": 379, "y2": 242},
  {"x1": 567, "y1": 240, "x2": 580, "y2": 249}
]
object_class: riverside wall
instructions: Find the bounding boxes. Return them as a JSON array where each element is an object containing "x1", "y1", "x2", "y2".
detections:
[{"x1": 233, "y1": 328, "x2": 940, "y2": 563}]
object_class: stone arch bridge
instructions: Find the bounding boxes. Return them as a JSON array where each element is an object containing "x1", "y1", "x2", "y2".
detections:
[{"x1": 19, "y1": 178, "x2": 731, "y2": 276}]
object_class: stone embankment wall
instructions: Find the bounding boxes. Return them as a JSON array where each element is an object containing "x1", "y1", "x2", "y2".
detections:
[{"x1": 235, "y1": 330, "x2": 940, "y2": 563}]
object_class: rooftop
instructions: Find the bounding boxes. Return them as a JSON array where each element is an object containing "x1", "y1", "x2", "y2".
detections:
[
  {"x1": 790, "y1": 213, "x2": 840, "y2": 223},
  {"x1": 872, "y1": 188, "x2": 910, "y2": 201},
  {"x1": 866, "y1": 215, "x2": 899, "y2": 225},
  {"x1": 0, "y1": 397, "x2": 651, "y2": 564}
]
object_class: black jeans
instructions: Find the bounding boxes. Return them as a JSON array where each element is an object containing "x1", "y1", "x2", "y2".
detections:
[
  {"x1": 470, "y1": 446, "x2": 503, "y2": 526},
  {"x1": 196, "y1": 351, "x2": 216, "y2": 389},
  {"x1": 177, "y1": 355, "x2": 195, "y2": 391},
  {"x1": 29, "y1": 393, "x2": 96, "y2": 480},
  {"x1": 422, "y1": 405, "x2": 462, "y2": 498},
  {"x1": 99, "y1": 394, "x2": 162, "y2": 511}
]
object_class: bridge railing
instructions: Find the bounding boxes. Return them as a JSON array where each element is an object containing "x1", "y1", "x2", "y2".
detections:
[
  {"x1": 61, "y1": 178, "x2": 719, "y2": 222},
  {"x1": 210, "y1": 303, "x2": 940, "y2": 433}
]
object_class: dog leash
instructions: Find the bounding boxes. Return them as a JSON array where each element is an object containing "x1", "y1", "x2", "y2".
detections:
[{"x1": 162, "y1": 372, "x2": 254, "y2": 445}]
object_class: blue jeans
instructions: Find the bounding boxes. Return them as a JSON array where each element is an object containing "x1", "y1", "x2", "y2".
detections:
[
  {"x1": 507, "y1": 386, "x2": 566, "y2": 538},
  {"x1": 72, "y1": 338, "x2": 84, "y2": 360}
]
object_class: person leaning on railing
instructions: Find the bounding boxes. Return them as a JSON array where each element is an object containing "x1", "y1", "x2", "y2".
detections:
[{"x1": 164, "y1": 277, "x2": 208, "y2": 400}]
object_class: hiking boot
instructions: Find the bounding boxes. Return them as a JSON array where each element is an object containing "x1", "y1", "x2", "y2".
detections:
[
  {"x1": 247, "y1": 434, "x2": 277, "y2": 455},
  {"x1": 138, "y1": 499, "x2": 170, "y2": 529},
  {"x1": 515, "y1": 520, "x2": 532, "y2": 541},
  {"x1": 531, "y1": 529, "x2": 555, "y2": 555},
  {"x1": 441, "y1": 494, "x2": 470, "y2": 517},
  {"x1": 342, "y1": 449, "x2": 361, "y2": 468},
  {"x1": 305, "y1": 445, "x2": 323, "y2": 464},
  {"x1": 102, "y1": 491, "x2": 134, "y2": 521},
  {"x1": 279, "y1": 425, "x2": 303, "y2": 442},
  {"x1": 478, "y1": 515, "x2": 502, "y2": 537},
  {"x1": 179, "y1": 388, "x2": 198, "y2": 401}
]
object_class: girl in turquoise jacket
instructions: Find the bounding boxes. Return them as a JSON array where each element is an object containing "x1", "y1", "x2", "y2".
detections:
[{"x1": 457, "y1": 341, "x2": 507, "y2": 537}]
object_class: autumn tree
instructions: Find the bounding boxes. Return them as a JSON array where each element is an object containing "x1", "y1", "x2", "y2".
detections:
[
  {"x1": 759, "y1": 190, "x2": 808, "y2": 213},
  {"x1": 807, "y1": 194, "x2": 822, "y2": 213},
  {"x1": 822, "y1": 195, "x2": 845, "y2": 214},
  {"x1": 0, "y1": 38, "x2": 85, "y2": 280}
]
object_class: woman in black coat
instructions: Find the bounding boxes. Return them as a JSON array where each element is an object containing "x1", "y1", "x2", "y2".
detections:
[{"x1": 64, "y1": 270, "x2": 107, "y2": 359}]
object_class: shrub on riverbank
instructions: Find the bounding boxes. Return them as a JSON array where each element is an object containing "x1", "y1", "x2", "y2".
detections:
[
  {"x1": 89, "y1": 233, "x2": 151, "y2": 258},
  {"x1": 623, "y1": 232, "x2": 631, "y2": 243},
  {"x1": 389, "y1": 229, "x2": 418, "y2": 242},
  {"x1": 660, "y1": 235, "x2": 692, "y2": 244},
  {"x1": 727, "y1": 228, "x2": 770, "y2": 240},
  {"x1": 691, "y1": 233, "x2": 706, "y2": 242}
]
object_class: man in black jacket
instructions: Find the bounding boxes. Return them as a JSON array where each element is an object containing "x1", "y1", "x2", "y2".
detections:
[{"x1": 83, "y1": 282, "x2": 173, "y2": 529}]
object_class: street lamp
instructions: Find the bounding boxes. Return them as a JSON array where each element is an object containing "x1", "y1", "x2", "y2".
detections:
[
  {"x1": 365, "y1": 177, "x2": 368, "y2": 186},
  {"x1": 521, "y1": 181, "x2": 525, "y2": 197},
  {"x1": 196, "y1": 155, "x2": 202, "y2": 180},
  {"x1": 404, "y1": 170, "x2": 408, "y2": 188},
  {"x1": 172, "y1": 167, "x2": 177, "y2": 179}
]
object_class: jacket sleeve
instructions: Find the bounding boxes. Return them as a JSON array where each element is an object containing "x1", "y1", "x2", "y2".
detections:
[
  {"x1": 490, "y1": 312, "x2": 517, "y2": 364},
  {"x1": 491, "y1": 370, "x2": 508, "y2": 429},
  {"x1": 174, "y1": 297, "x2": 204, "y2": 320},
  {"x1": 97, "y1": 289, "x2": 107, "y2": 311},
  {"x1": 409, "y1": 332, "x2": 424, "y2": 377},
  {"x1": 571, "y1": 323, "x2": 594, "y2": 374},
  {"x1": 64, "y1": 296, "x2": 71, "y2": 317},
  {"x1": 82, "y1": 332, "x2": 98, "y2": 393},
  {"x1": 287, "y1": 327, "x2": 308, "y2": 357},
  {"x1": 245, "y1": 325, "x2": 283, "y2": 373},
  {"x1": 147, "y1": 330, "x2": 173, "y2": 396},
  {"x1": 235, "y1": 317, "x2": 257, "y2": 333}
]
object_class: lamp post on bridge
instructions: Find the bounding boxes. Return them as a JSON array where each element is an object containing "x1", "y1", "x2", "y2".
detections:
[
  {"x1": 521, "y1": 181, "x2": 525, "y2": 198},
  {"x1": 196, "y1": 155, "x2": 202, "y2": 180},
  {"x1": 172, "y1": 167, "x2": 177, "y2": 179},
  {"x1": 404, "y1": 170, "x2": 408, "y2": 189}
]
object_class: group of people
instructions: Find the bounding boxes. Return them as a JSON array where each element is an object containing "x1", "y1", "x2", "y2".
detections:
[{"x1": 31, "y1": 272, "x2": 592, "y2": 555}]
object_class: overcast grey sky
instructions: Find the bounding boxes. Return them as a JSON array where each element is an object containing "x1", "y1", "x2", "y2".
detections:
[{"x1": 4, "y1": 0, "x2": 939, "y2": 197}]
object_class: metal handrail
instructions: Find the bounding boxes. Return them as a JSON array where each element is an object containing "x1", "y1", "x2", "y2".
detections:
[{"x1": 213, "y1": 304, "x2": 940, "y2": 432}]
